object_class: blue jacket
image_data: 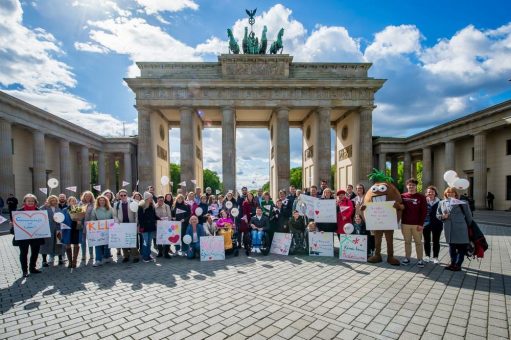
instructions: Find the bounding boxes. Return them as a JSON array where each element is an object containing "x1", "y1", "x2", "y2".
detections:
[{"x1": 185, "y1": 224, "x2": 206, "y2": 243}]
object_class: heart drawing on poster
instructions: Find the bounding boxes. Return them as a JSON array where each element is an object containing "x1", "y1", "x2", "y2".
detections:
[
  {"x1": 315, "y1": 210, "x2": 320, "y2": 215},
  {"x1": 168, "y1": 235, "x2": 180, "y2": 244},
  {"x1": 13, "y1": 212, "x2": 49, "y2": 238}
]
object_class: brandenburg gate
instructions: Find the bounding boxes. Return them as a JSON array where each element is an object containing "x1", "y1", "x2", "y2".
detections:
[{"x1": 125, "y1": 14, "x2": 384, "y2": 197}]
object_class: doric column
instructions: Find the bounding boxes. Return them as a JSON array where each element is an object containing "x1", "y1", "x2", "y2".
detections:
[
  {"x1": 445, "y1": 140, "x2": 455, "y2": 171},
  {"x1": 473, "y1": 133, "x2": 487, "y2": 209},
  {"x1": 98, "y1": 151, "x2": 106, "y2": 191},
  {"x1": 180, "y1": 107, "x2": 195, "y2": 193},
  {"x1": 359, "y1": 107, "x2": 373, "y2": 188},
  {"x1": 222, "y1": 106, "x2": 236, "y2": 192},
  {"x1": 137, "y1": 107, "x2": 154, "y2": 192},
  {"x1": 390, "y1": 155, "x2": 398, "y2": 182},
  {"x1": 0, "y1": 118, "x2": 14, "y2": 200},
  {"x1": 108, "y1": 155, "x2": 116, "y2": 191},
  {"x1": 33, "y1": 131, "x2": 46, "y2": 202},
  {"x1": 123, "y1": 152, "x2": 132, "y2": 192},
  {"x1": 317, "y1": 107, "x2": 331, "y2": 185},
  {"x1": 422, "y1": 147, "x2": 432, "y2": 188},
  {"x1": 378, "y1": 152, "x2": 387, "y2": 172},
  {"x1": 80, "y1": 146, "x2": 90, "y2": 193},
  {"x1": 403, "y1": 152, "x2": 411, "y2": 182},
  {"x1": 274, "y1": 107, "x2": 290, "y2": 194},
  {"x1": 59, "y1": 139, "x2": 71, "y2": 191}
]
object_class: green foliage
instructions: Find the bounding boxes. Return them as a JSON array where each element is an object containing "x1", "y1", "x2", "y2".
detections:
[
  {"x1": 90, "y1": 161, "x2": 98, "y2": 189},
  {"x1": 290, "y1": 167, "x2": 302, "y2": 189},
  {"x1": 397, "y1": 162, "x2": 404, "y2": 192},
  {"x1": 169, "y1": 163, "x2": 181, "y2": 194},
  {"x1": 416, "y1": 161, "x2": 423, "y2": 193},
  {"x1": 203, "y1": 169, "x2": 222, "y2": 193},
  {"x1": 331, "y1": 165, "x2": 336, "y2": 189},
  {"x1": 262, "y1": 181, "x2": 270, "y2": 192}
]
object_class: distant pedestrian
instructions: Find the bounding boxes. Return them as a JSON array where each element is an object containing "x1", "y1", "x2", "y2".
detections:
[
  {"x1": 486, "y1": 192, "x2": 495, "y2": 210},
  {"x1": 7, "y1": 193, "x2": 18, "y2": 220}
]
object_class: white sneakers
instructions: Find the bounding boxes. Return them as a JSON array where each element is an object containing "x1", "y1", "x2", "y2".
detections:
[
  {"x1": 92, "y1": 260, "x2": 102, "y2": 267},
  {"x1": 432, "y1": 257, "x2": 439, "y2": 264},
  {"x1": 424, "y1": 256, "x2": 430, "y2": 263},
  {"x1": 253, "y1": 248, "x2": 261, "y2": 253}
]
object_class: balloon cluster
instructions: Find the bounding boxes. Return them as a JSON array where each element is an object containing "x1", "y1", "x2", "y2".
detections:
[{"x1": 443, "y1": 170, "x2": 470, "y2": 190}]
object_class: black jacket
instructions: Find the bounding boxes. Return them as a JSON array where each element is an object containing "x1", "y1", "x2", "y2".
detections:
[{"x1": 137, "y1": 204, "x2": 159, "y2": 233}]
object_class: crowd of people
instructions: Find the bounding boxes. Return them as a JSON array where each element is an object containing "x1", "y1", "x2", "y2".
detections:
[{"x1": 7, "y1": 178, "x2": 476, "y2": 278}]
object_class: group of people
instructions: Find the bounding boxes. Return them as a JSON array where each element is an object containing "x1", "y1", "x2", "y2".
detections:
[{"x1": 8, "y1": 177, "x2": 476, "y2": 277}]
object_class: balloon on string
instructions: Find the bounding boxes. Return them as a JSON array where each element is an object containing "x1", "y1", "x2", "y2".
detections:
[
  {"x1": 225, "y1": 201, "x2": 233, "y2": 209},
  {"x1": 53, "y1": 212, "x2": 65, "y2": 223},
  {"x1": 231, "y1": 208, "x2": 239, "y2": 217},
  {"x1": 195, "y1": 207, "x2": 203, "y2": 216},
  {"x1": 129, "y1": 201, "x2": 139, "y2": 212},
  {"x1": 47, "y1": 178, "x2": 59, "y2": 189},
  {"x1": 161, "y1": 176, "x2": 170, "y2": 186},
  {"x1": 344, "y1": 223, "x2": 354, "y2": 235},
  {"x1": 443, "y1": 170, "x2": 458, "y2": 184},
  {"x1": 453, "y1": 178, "x2": 470, "y2": 190},
  {"x1": 182, "y1": 235, "x2": 192, "y2": 245}
]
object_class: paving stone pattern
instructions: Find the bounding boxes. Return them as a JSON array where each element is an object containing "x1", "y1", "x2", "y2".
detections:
[{"x1": 0, "y1": 224, "x2": 510, "y2": 339}]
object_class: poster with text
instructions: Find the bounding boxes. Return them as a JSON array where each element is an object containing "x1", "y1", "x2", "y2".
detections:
[
  {"x1": 156, "y1": 220, "x2": 182, "y2": 245},
  {"x1": 308, "y1": 232, "x2": 334, "y2": 257},
  {"x1": 86, "y1": 219, "x2": 113, "y2": 246},
  {"x1": 339, "y1": 235, "x2": 367, "y2": 262},
  {"x1": 200, "y1": 236, "x2": 225, "y2": 261},
  {"x1": 12, "y1": 210, "x2": 51, "y2": 241},
  {"x1": 296, "y1": 195, "x2": 318, "y2": 219},
  {"x1": 109, "y1": 223, "x2": 137, "y2": 248},
  {"x1": 364, "y1": 201, "x2": 398, "y2": 230},
  {"x1": 270, "y1": 232, "x2": 293, "y2": 255},
  {"x1": 314, "y1": 199, "x2": 337, "y2": 223}
]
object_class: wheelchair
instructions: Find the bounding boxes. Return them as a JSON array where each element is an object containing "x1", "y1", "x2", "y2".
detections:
[
  {"x1": 245, "y1": 229, "x2": 271, "y2": 256},
  {"x1": 216, "y1": 223, "x2": 239, "y2": 257},
  {"x1": 288, "y1": 229, "x2": 308, "y2": 255}
]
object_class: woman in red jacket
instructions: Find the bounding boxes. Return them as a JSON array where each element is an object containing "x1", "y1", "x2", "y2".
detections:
[
  {"x1": 240, "y1": 192, "x2": 258, "y2": 253},
  {"x1": 336, "y1": 190, "x2": 354, "y2": 235}
]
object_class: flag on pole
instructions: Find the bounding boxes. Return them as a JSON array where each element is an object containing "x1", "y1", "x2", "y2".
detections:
[
  {"x1": 39, "y1": 188, "x2": 48, "y2": 195},
  {"x1": 191, "y1": 179, "x2": 197, "y2": 185},
  {"x1": 178, "y1": 181, "x2": 186, "y2": 186},
  {"x1": 93, "y1": 185, "x2": 101, "y2": 191},
  {"x1": 169, "y1": 181, "x2": 173, "y2": 186},
  {"x1": 215, "y1": 190, "x2": 220, "y2": 195},
  {"x1": 122, "y1": 180, "x2": 130, "y2": 187},
  {"x1": 66, "y1": 186, "x2": 77, "y2": 192}
]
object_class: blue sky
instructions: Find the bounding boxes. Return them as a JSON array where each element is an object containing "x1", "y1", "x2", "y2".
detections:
[{"x1": 1, "y1": 0, "x2": 510, "y2": 189}]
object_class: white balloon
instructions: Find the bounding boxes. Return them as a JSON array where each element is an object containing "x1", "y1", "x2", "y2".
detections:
[
  {"x1": 225, "y1": 201, "x2": 233, "y2": 209},
  {"x1": 195, "y1": 207, "x2": 203, "y2": 216},
  {"x1": 453, "y1": 178, "x2": 470, "y2": 190},
  {"x1": 231, "y1": 208, "x2": 239, "y2": 217},
  {"x1": 344, "y1": 223, "x2": 354, "y2": 235},
  {"x1": 53, "y1": 212, "x2": 65, "y2": 223},
  {"x1": 47, "y1": 178, "x2": 59, "y2": 189},
  {"x1": 129, "y1": 201, "x2": 139, "y2": 213},
  {"x1": 161, "y1": 176, "x2": 170, "y2": 186},
  {"x1": 443, "y1": 170, "x2": 458, "y2": 184},
  {"x1": 182, "y1": 234, "x2": 192, "y2": 245}
]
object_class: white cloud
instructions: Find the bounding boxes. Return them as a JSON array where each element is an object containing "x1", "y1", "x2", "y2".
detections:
[
  {"x1": 365, "y1": 25, "x2": 422, "y2": 60},
  {"x1": 135, "y1": 0, "x2": 198, "y2": 15}
]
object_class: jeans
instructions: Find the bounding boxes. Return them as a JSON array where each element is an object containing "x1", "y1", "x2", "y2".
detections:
[
  {"x1": 95, "y1": 245, "x2": 111, "y2": 262},
  {"x1": 142, "y1": 232, "x2": 155, "y2": 260},
  {"x1": 402, "y1": 224, "x2": 423, "y2": 260},
  {"x1": 251, "y1": 230, "x2": 264, "y2": 247},
  {"x1": 187, "y1": 242, "x2": 200, "y2": 259},
  {"x1": 449, "y1": 244, "x2": 467, "y2": 266},
  {"x1": 423, "y1": 227, "x2": 442, "y2": 258}
]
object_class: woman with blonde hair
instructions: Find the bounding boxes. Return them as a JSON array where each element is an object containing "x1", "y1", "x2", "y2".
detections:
[
  {"x1": 61, "y1": 196, "x2": 82, "y2": 268},
  {"x1": 90, "y1": 195, "x2": 114, "y2": 267},
  {"x1": 40, "y1": 195, "x2": 64, "y2": 267},
  {"x1": 79, "y1": 190, "x2": 95, "y2": 261}
]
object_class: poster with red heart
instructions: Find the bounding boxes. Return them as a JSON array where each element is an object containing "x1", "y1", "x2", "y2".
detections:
[
  {"x1": 200, "y1": 236, "x2": 225, "y2": 261},
  {"x1": 12, "y1": 211, "x2": 51, "y2": 241},
  {"x1": 156, "y1": 220, "x2": 182, "y2": 245},
  {"x1": 314, "y1": 199, "x2": 337, "y2": 223},
  {"x1": 270, "y1": 232, "x2": 293, "y2": 255},
  {"x1": 109, "y1": 223, "x2": 137, "y2": 248}
]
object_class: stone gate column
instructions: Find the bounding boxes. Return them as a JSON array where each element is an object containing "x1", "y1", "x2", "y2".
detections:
[
  {"x1": 473, "y1": 133, "x2": 487, "y2": 209},
  {"x1": 378, "y1": 152, "x2": 387, "y2": 172},
  {"x1": 222, "y1": 106, "x2": 236, "y2": 192},
  {"x1": 359, "y1": 106, "x2": 373, "y2": 188},
  {"x1": 180, "y1": 107, "x2": 195, "y2": 193},
  {"x1": 403, "y1": 152, "x2": 411, "y2": 182},
  {"x1": 317, "y1": 107, "x2": 331, "y2": 186},
  {"x1": 108, "y1": 155, "x2": 116, "y2": 191},
  {"x1": 422, "y1": 147, "x2": 432, "y2": 187},
  {"x1": 137, "y1": 107, "x2": 154, "y2": 192},
  {"x1": 270, "y1": 107, "x2": 290, "y2": 197},
  {"x1": 98, "y1": 151, "x2": 106, "y2": 191},
  {"x1": 80, "y1": 146, "x2": 90, "y2": 193},
  {"x1": 0, "y1": 118, "x2": 14, "y2": 200},
  {"x1": 445, "y1": 140, "x2": 455, "y2": 171},
  {"x1": 33, "y1": 131, "x2": 46, "y2": 202},
  {"x1": 60, "y1": 139, "x2": 71, "y2": 192},
  {"x1": 124, "y1": 152, "x2": 132, "y2": 192}
]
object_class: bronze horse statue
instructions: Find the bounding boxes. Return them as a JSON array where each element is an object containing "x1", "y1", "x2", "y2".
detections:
[{"x1": 270, "y1": 28, "x2": 284, "y2": 54}]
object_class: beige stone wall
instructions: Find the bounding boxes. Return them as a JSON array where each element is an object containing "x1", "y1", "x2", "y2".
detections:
[
  {"x1": 12, "y1": 127, "x2": 33, "y2": 198},
  {"x1": 432, "y1": 144, "x2": 446, "y2": 192},
  {"x1": 69, "y1": 145, "x2": 80, "y2": 195},
  {"x1": 45, "y1": 137, "x2": 60, "y2": 183},
  {"x1": 487, "y1": 127, "x2": 511, "y2": 210},
  {"x1": 335, "y1": 112, "x2": 360, "y2": 190},
  {"x1": 455, "y1": 137, "x2": 474, "y2": 175},
  {"x1": 150, "y1": 113, "x2": 170, "y2": 195}
]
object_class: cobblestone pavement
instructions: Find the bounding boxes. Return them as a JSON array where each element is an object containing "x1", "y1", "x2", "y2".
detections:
[{"x1": 1, "y1": 224, "x2": 510, "y2": 340}]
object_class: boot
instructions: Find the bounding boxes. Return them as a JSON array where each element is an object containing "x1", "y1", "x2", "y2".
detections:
[
  {"x1": 72, "y1": 245, "x2": 80, "y2": 268},
  {"x1": 385, "y1": 231, "x2": 400, "y2": 266},
  {"x1": 66, "y1": 248, "x2": 73, "y2": 268},
  {"x1": 368, "y1": 232, "x2": 383, "y2": 263}
]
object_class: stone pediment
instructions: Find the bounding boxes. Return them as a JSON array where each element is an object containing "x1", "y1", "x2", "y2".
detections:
[{"x1": 219, "y1": 54, "x2": 293, "y2": 79}]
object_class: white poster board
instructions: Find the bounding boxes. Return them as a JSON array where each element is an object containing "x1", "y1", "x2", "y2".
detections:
[
  {"x1": 339, "y1": 235, "x2": 367, "y2": 262},
  {"x1": 156, "y1": 220, "x2": 182, "y2": 245},
  {"x1": 12, "y1": 210, "x2": 51, "y2": 241},
  {"x1": 314, "y1": 199, "x2": 337, "y2": 223},
  {"x1": 308, "y1": 232, "x2": 334, "y2": 257},
  {"x1": 109, "y1": 223, "x2": 137, "y2": 248},
  {"x1": 85, "y1": 219, "x2": 113, "y2": 246},
  {"x1": 364, "y1": 201, "x2": 399, "y2": 230},
  {"x1": 296, "y1": 195, "x2": 317, "y2": 219},
  {"x1": 270, "y1": 232, "x2": 293, "y2": 255},
  {"x1": 200, "y1": 236, "x2": 225, "y2": 261}
]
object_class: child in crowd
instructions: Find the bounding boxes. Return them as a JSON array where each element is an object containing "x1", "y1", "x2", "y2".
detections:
[
  {"x1": 353, "y1": 214, "x2": 374, "y2": 257},
  {"x1": 208, "y1": 195, "x2": 219, "y2": 218}
]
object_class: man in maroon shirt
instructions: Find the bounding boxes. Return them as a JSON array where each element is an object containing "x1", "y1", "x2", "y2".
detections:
[{"x1": 401, "y1": 178, "x2": 428, "y2": 267}]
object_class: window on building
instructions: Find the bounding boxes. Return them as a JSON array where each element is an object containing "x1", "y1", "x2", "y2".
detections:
[
  {"x1": 507, "y1": 176, "x2": 511, "y2": 201},
  {"x1": 507, "y1": 139, "x2": 511, "y2": 155},
  {"x1": 471, "y1": 147, "x2": 475, "y2": 161}
]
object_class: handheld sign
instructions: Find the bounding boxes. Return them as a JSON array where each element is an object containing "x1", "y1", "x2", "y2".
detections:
[
  {"x1": 339, "y1": 234, "x2": 367, "y2": 262},
  {"x1": 364, "y1": 201, "x2": 398, "y2": 230},
  {"x1": 12, "y1": 211, "x2": 51, "y2": 240},
  {"x1": 270, "y1": 233, "x2": 292, "y2": 255}
]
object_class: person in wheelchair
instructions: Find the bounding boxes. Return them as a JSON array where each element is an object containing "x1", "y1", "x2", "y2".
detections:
[
  {"x1": 216, "y1": 210, "x2": 238, "y2": 256},
  {"x1": 249, "y1": 207, "x2": 270, "y2": 254},
  {"x1": 287, "y1": 210, "x2": 307, "y2": 254}
]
